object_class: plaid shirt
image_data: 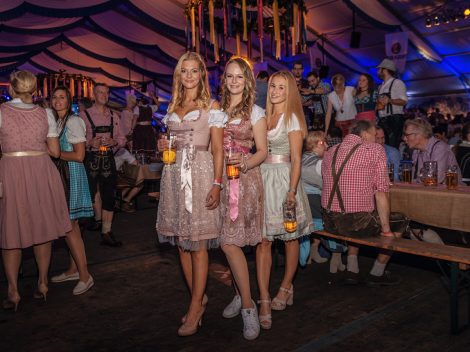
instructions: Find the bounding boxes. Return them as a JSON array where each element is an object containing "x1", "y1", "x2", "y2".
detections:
[{"x1": 321, "y1": 134, "x2": 389, "y2": 213}]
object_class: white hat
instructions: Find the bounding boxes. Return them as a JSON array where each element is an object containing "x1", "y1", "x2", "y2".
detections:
[{"x1": 377, "y1": 58, "x2": 397, "y2": 72}]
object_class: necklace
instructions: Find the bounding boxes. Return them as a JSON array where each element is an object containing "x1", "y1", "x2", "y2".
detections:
[{"x1": 336, "y1": 91, "x2": 345, "y2": 114}]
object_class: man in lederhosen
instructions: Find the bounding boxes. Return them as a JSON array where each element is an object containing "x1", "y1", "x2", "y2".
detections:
[{"x1": 80, "y1": 83, "x2": 126, "y2": 247}]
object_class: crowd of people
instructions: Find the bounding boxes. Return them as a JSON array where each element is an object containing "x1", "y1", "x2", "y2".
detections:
[{"x1": 0, "y1": 52, "x2": 469, "y2": 342}]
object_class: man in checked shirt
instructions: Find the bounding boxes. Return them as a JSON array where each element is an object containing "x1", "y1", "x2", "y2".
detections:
[{"x1": 321, "y1": 120, "x2": 409, "y2": 285}]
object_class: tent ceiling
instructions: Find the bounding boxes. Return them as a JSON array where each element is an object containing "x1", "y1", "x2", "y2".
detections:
[{"x1": 0, "y1": 0, "x2": 469, "y2": 102}]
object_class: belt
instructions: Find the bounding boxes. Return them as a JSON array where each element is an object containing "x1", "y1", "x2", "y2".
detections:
[
  {"x1": 2, "y1": 151, "x2": 47, "y2": 157},
  {"x1": 264, "y1": 154, "x2": 290, "y2": 164},
  {"x1": 136, "y1": 121, "x2": 152, "y2": 126},
  {"x1": 176, "y1": 145, "x2": 208, "y2": 151}
]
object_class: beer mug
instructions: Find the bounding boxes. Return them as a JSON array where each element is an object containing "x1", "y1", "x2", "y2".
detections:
[
  {"x1": 400, "y1": 161, "x2": 413, "y2": 184},
  {"x1": 162, "y1": 132, "x2": 177, "y2": 165},
  {"x1": 283, "y1": 201, "x2": 297, "y2": 233},
  {"x1": 420, "y1": 161, "x2": 438, "y2": 187},
  {"x1": 225, "y1": 145, "x2": 240, "y2": 180},
  {"x1": 98, "y1": 137, "x2": 109, "y2": 155},
  {"x1": 445, "y1": 165, "x2": 458, "y2": 190}
]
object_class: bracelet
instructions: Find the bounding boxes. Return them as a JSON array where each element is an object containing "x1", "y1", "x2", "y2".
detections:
[
  {"x1": 213, "y1": 182, "x2": 223, "y2": 190},
  {"x1": 287, "y1": 188, "x2": 297, "y2": 195},
  {"x1": 214, "y1": 178, "x2": 223, "y2": 183}
]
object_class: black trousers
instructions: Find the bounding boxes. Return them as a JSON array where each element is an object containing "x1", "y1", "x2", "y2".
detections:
[{"x1": 378, "y1": 114, "x2": 404, "y2": 149}]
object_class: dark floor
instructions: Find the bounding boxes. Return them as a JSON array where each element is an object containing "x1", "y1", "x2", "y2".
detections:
[{"x1": 1, "y1": 198, "x2": 470, "y2": 352}]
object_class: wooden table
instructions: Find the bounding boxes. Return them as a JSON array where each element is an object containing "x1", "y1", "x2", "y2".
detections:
[
  {"x1": 390, "y1": 182, "x2": 470, "y2": 232},
  {"x1": 390, "y1": 182, "x2": 470, "y2": 333}
]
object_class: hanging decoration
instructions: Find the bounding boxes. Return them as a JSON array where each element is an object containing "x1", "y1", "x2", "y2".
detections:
[
  {"x1": 184, "y1": 1, "x2": 308, "y2": 62},
  {"x1": 37, "y1": 72, "x2": 95, "y2": 100}
]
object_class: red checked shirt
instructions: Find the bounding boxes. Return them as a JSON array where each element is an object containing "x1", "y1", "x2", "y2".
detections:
[{"x1": 321, "y1": 134, "x2": 389, "y2": 213}]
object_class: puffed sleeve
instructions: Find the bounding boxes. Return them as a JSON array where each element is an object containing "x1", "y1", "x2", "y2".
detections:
[
  {"x1": 46, "y1": 108, "x2": 59, "y2": 137},
  {"x1": 208, "y1": 109, "x2": 228, "y2": 128},
  {"x1": 286, "y1": 113, "x2": 301, "y2": 133},
  {"x1": 66, "y1": 115, "x2": 87, "y2": 144},
  {"x1": 251, "y1": 105, "x2": 266, "y2": 126}
]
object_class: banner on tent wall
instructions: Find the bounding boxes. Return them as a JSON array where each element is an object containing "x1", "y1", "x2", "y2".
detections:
[{"x1": 385, "y1": 32, "x2": 408, "y2": 73}]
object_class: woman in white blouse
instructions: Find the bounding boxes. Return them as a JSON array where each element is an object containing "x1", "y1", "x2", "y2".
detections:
[
  {"x1": 49, "y1": 86, "x2": 94, "y2": 296},
  {"x1": 156, "y1": 52, "x2": 225, "y2": 336},
  {"x1": 324, "y1": 74, "x2": 357, "y2": 137}
]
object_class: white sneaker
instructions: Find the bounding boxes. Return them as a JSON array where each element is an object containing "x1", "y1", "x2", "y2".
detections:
[
  {"x1": 241, "y1": 303, "x2": 260, "y2": 340},
  {"x1": 51, "y1": 272, "x2": 79, "y2": 283},
  {"x1": 222, "y1": 295, "x2": 241, "y2": 318},
  {"x1": 72, "y1": 276, "x2": 94, "y2": 295}
]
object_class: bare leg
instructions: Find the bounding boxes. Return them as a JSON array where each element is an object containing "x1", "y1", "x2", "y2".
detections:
[
  {"x1": 178, "y1": 247, "x2": 193, "y2": 293},
  {"x1": 94, "y1": 191, "x2": 102, "y2": 221},
  {"x1": 65, "y1": 220, "x2": 90, "y2": 282},
  {"x1": 184, "y1": 250, "x2": 208, "y2": 325},
  {"x1": 222, "y1": 244, "x2": 253, "y2": 309},
  {"x1": 256, "y1": 240, "x2": 272, "y2": 316},
  {"x1": 123, "y1": 184, "x2": 144, "y2": 203},
  {"x1": 275, "y1": 239, "x2": 299, "y2": 301},
  {"x1": 2, "y1": 249, "x2": 22, "y2": 301},
  {"x1": 33, "y1": 242, "x2": 52, "y2": 297},
  {"x1": 101, "y1": 210, "x2": 114, "y2": 229}
]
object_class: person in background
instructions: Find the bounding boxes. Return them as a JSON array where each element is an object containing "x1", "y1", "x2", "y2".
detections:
[
  {"x1": 376, "y1": 59, "x2": 408, "y2": 148},
  {"x1": 300, "y1": 131, "x2": 328, "y2": 265},
  {"x1": 376, "y1": 126, "x2": 400, "y2": 182},
  {"x1": 114, "y1": 148, "x2": 144, "y2": 213},
  {"x1": 49, "y1": 86, "x2": 94, "y2": 295},
  {"x1": 120, "y1": 94, "x2": 138, "y2": 147},
  {"x1": 255, "y1": 71, "x2": 269, "y2": 109},
  {"x1": 324, "y1": 74, "x2": 357, "y2": 137},
  {"x1": 403, "y1": 118, "x2": 462, "y2": 184},
  {"x1": 0, "y1": 70, "x2": 71, "y2": 310},
  {"x1": 453, "y1": 122, "x2": 470, "y2": 185},
  {"x1": 291, "y1": 61, "x2": 307, "y2": 89},
  {"x1": 326, "y1": 125, "x2": 343, "y2": 148},
  {"x1": 433, "y1": 126, "x2": 448, "y2": 144},
  {"x1": 300, "y1": 71, "x2": 330, "y2": 131},
  {"x1": 322, "y1": 120, "x2": 409, "y2": 286},
  {"x1": 132, "y1": 92, "x2": 159, "y2": 153},
  {"x1": 448, "y1": 127, "x2": 462, "y2": 147},
  {"x1": 80, "y1": 83, "x2": 126, "y2": 247},
  {"x1": 354, "y1": 73, "x2": 377, "y2": 123}
]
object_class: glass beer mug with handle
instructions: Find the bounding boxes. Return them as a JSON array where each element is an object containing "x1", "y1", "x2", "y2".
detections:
[
  {"x1": 399, "y1": 160, "x2": 413, "y2": 184},
  {"x1": 225, "y1": 143, "x2": 240, "y2": 180},
  {"x1": 162, "y1": 129, "x2": 177, "y2": 165},
  {"x1": 420, "y1": 161, "x2": 438, "y2": 187},
  {"x1": 283, "y1": 200, "x2": 297, "y2": 233}
]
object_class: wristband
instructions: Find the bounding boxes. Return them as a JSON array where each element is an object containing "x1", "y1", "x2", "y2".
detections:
[{"x1": 213, "y1": 182, "x2": 223, "y2": 190}]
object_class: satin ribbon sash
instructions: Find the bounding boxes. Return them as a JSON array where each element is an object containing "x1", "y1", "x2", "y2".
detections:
[
  {"x1": 2, "y1": 151, "x2": 47, "y2": 157},
  {"x1": 180, "y1": 145, "x2": 208, "y2": 213},
  {"x1": 264, "y1": 154, "x2": 291, "y2": 164}
]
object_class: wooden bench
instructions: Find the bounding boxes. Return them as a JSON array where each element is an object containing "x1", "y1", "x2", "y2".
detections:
[{"x1": 315, "y1": 230, "x2": 470, "y2": 335}]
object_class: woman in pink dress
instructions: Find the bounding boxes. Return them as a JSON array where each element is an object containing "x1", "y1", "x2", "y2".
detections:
[
  {"x1": 0, "y1": 71, "x2": 71, "y2": 310},
  {"x1": 156, "y1": 52, "x2": 225, "y2": 336},
  {"x1": 219, "y1": 57, "x2": 267, "y2": 340}
]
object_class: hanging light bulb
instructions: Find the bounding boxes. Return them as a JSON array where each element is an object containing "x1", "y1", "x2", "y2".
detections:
[
  {"x1": 434, "y1": 15, "x2": 440, "y2": 26},
  {"x1": 425, "y1": 17, "x2": 432, "y2": 27},
  {"x1": 464, "y1": 8, "x2": 470, "y2": 18}
]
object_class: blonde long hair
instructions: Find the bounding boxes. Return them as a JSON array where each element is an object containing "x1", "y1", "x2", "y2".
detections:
[
  {"x1": 266, "y1": 71, "x2": 307, "y2": 138},
  {"x1": 220, "y1": 57, "x2": 255, "y2": 121},
  {"x1": 168, "y1": 52, "x2": 211, "y2": 113}
]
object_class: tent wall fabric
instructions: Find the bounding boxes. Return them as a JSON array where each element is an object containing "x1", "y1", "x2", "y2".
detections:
[{"x1": 0, "y1": 0, "x2": 469, "y2": 101}]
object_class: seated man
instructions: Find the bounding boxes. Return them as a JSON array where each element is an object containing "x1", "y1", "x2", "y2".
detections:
[
  {"x1": 403, "y1": 118, "x2": 462, "y2": 184},
  {"x1": 115, "y1": 148, "x2": 144, "y2": 213},
  {"x1": 321, "y1": 120, "x2": 408, "y2": 285}
]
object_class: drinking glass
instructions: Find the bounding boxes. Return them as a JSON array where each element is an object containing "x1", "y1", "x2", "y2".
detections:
[
  {"x1": 283, "y1": 201, "x2": 297, "y2": 233},
  {"x1": 162, "y1": 132, "x2": 177, "y2": 165},
  {"x1": 445, "y1": 165, "x2": 458, "y2": 190},
  {"x1": 225, "y1": 145, "x2": 240, "y2": 180},
  {"x1": 400, "y1": 161, "x2": 412, "y2": 183},
  {"x1": 420, "y1": 161, "x2": 438, "y2": 187}
]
